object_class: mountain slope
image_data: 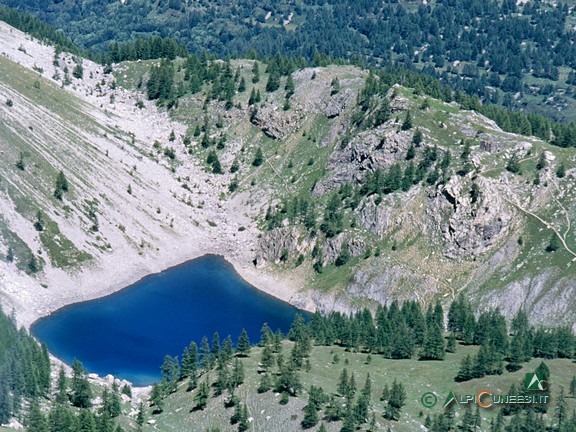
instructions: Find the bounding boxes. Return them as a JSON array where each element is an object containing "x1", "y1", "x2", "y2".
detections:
[
  {"x1": 1, "y1": 19, "x2": 576, "y2": 329},
  {"x1": 0, "y1": 21, "x2": 305, "y2": 328}
]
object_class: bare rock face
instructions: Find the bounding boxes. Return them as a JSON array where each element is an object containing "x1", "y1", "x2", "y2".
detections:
[
  {"x1": 319, "y1": 89, "x2": 356, "y2": 118},
  {"x1": 428, "y1": 176, "x2": 512, "y2": 258},
  {"x1": 479, "y1": 140, "x2": 501, "y2": 153},
  {"x1": 329, "y1": 259, "x2": 442, "y2": 310},
  {"x1": 313, "y1": 125, "x2": 413, "y2": 195},
  {"x1": 258, "y1": 226, "x2": 311, "y2": 263},
  {"x1": 250, "y1": 106, "x2": 302, "y2": 140},
  {"x1": 387, "y1": 85, "x2": 414, "y2": 112},
  {"x1": 321, "y1": 233, "x2": 366, "y2": 264},
  {"x1": 354, "y1": 195, "x2": 396, "y2": 237}
]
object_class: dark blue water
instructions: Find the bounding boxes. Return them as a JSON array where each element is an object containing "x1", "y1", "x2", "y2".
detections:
[{"x1": 31, "y1": 255, "x2": 307, "y2": 386}]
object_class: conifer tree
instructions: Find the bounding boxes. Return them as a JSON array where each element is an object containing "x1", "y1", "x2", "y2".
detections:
[
  {"x1": 338, "y1": 368, "x2": 349, "y2": 396},
  {"x1": 536, "y1": 151, "x2": 547, "y2": 170},
  {"x1": 252, "y1": 62, "x2": 260, "y2": 84},
  {"x1": 55, "y1": 366, "x2": 68, "y2": 404},
  {"x1": 236, "y1": 328, "x2": 251, "y2": 356},
  {"x1": 48, "y1": 403, "x2": 74, "y2": 432},
  {"x1": 252, "y1": 148, "x2": 264, "y2": 167},
  {"x1": 238, "y1": 76, "x2": 246, "y2": 93},
  {"x1": 421, "y1": 322, "x2": 445, "y2": 360},
  {"x1": 401, "y1": 110, "x2": 413, "y2": 131},
  {"x1": 181, "y1": 341, "x2": 198, "y2": 379},
  {"x1": 232, "y1": 358, "x2": 245, "y2": 387},
  {"x1": 265, "y1": 70, "x2": 281, "y2": 92},
  {"x1": 211, "y1": 331, "x2": 221, "y2": 363},
  {"x1": 70, "y1": 359, "x2": 92, "y2": 408},
  {"x1": 257, "y1": 373, "x2": 272, "y2": 393},
  {"x1": 301, "y1": 400, "x2": 318, "y2": 429},
  {"x1": 285, "y1": 74, "x2": 295, "y2": 98},
  {"x1": 136, "y1": 402, "x2": 145, "y2": 426},
  {"x1": 200, "y1": 336, "x2": 211, "y2": 369},
  {"x1": 455, "y1": 354, "x2": 473, "y2": 382},
  {"x1": 149, "y1": 384, "x2": 164, "y2": 413},
  {"x1": 330, "y1": 78, "x2": 340, "y2": 95},
  {"x1": 412, "y1": 128, "x2": 423, "y2": 146},
  {"x1": 384, "y1": 379, "x2": 406, "y2": 421},
  {"x1": 238, "y1": 404, "x2": 249, "y2": 432},
  {"x1": 195, "y1": 378, "x2": 209, "y2": 411}
]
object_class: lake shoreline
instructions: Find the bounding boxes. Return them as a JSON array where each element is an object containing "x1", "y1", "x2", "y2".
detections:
[
  {"x1": 30, "y1": 254, "x2": 314, "y2": 387},
  {"x1": 1, "y1": 236, "x2": 316, "y2": 331}
]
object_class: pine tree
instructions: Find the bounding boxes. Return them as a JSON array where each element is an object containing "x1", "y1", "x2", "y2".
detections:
[
  {"x1": 401, "y1": 110, "x2": 413, "y2": 131},
  {"x1": 384, "y1": 379, "x2": 406, "y2": 421},
  {"x1": 211, "y1": 331, "x2": 221, "y2": 364},
  {"x1": 380, "y1": 384, "x2": 390, "y2": 402},
  {"x1": 195, "y1": 379, "x2": 209, "y2": 410},
  {"x1": 446, "y1": 333, "x2": 457, "y2": 353},
  {"x1": 0, "y1": 376, "x2": 11, "y2": 425},
  {"x1": 238, "y1": 76, "x2": 246, "y2": 93},
  {"x1": 200, "y1": 336, "x2": 211, "y2": 369},
  {"x1": 6, "y1": 247, "x2": 14, "y2": 263},
  {"x1": 338, "y1": 368, "x2": 349, "y2": 396},
  {"x1": 34, "y1": 211, "x2": 45, "y2": 232},
  {"x1": 248, "y1": 88, "x2": 256, "y2": 105},
  {"x1": 265, "y1": 70, "x2": 281, "y2": 92},
  {"x1": 16, "y1": 151, "x2": 25, "y2": 170},
  {"x1": 251, "y1": 62, "x2": 260, "y2": 84},
  {"x1": 238, "y1": 404, "x2": 249, "y2": 432},
  {"x1": 70, "y1": 359, "x2": 92, "y2": 408},
  {"x1": 330, "y1": 77, "x2": 340, "y2": 95},
  {"x1": 181, "y1": 341, "x2": 198, "y2": 379},
  {"x1": 252, "y1": 148, "x2": 264, "y2": 167},
  {"x1": 257, "y1": 373, "x2": 271, "y2": 393},
  {"x1": 149, "y1": 383, "x2": 164, "y2": 413},
  {"x1": 54, "y1": 171, "x2": 69, "y2": 200},
  {"x1": 546, "y1": 233, "x2": 560, "y2": 252},
  {"x1": 406, "y1": 144, "x2": 416, "y2": 160},
  {"x1": 236, "y1": 328, "x2": 251, "y2": 356},
  {"x1": 27, "y1": 400, "x2": 49, "y2": 432},
  {"x1": 230, "y1": 400, "x2": 242, "y2": 424},
  {"x1": 285, "y1": 74, "x2": 295, "y2": 98},
  {"x1": 506, "y1": 154, "x2": 522, "y2": 174},
  {"x1": 557, "y1": 162, "x2": 566, "y2": 178},
  {"x1": 232, "y1": 358, "x2": 245, "y2": 387},
  {"x1": 412, "y1": 128, "x2": 423, "y2": 146},
  {"x1": 455, "y1": 354, "x2": 473, "y2": 382},
  {"x1": 55, "y1": 366, "x2": 68, "y2": 404},
  {"x1": 48, "y1": 403, "x2": 74, "y2": 432},
  {"x1": 301, "y1": 400, "x2": 318, "y2": 429},
  {"x1": 78, "y1": 409, "x2": 96, "y2": 432},
  {"x1": 421, "y1": 323, "x2": 445, "y2": 360},
  {"x1": 136, "y1": 402, "x2": 145, "y2": 426},
  {"x1": 536, "y1": 151, "x2": 547, "y2": 170}
]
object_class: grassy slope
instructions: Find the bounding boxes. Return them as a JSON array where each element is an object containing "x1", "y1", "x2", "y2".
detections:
[
  {"x1": 0, "y1": 55, "x2": 96, "y2": 270},
  {"x1": 143, "y1": 342, "x2": 576, "y2": 432}
]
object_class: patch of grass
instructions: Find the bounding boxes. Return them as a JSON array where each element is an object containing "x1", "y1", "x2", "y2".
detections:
[
  {"x1": 39, "y1": 217, "x2": 92, "y2": 269},
  {"x1": 145, "y1": 341, "x2": 576, "y2": 432}
]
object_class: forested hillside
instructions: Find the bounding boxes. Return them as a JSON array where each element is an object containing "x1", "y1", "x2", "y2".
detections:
[
  {"x1": 7, "y1": 298, "x2": 576, "y2": 431},
  {"x1": 5, "y1": 0, "x2": 576, "y2": 121}
]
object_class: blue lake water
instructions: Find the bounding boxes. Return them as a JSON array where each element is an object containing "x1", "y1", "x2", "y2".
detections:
[{"x1": 31, "y1": 255, "x2": 307, "y2": 386}]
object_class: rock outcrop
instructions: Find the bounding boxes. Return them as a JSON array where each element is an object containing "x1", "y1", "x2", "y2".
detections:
[
  {"x1": 250, "y1": 106, "x2": 302, "y2": 140},
  {"x1": 428, "y1": 176, "x2": 512, "y2": 258}
]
